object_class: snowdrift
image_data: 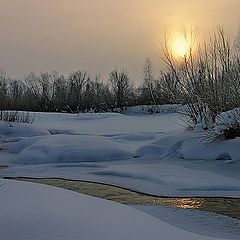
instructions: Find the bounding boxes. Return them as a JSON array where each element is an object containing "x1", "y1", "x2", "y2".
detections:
[
  {"x1": 11, "y1": 135, "x2": 133, "y2": 164},
  {"x1": 0, "y1": 121, "x2": 50, "y2": 138}
]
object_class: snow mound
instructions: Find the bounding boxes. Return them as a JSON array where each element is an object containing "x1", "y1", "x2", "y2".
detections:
[
  {"x1": 179, "y1": 138, "x2": 240, "y2": 161},
  {"x1": 136, "y1": 144, "x2": 166, "y2": 158},
  {"x1": 0, "y1": 179, "x2": 222, "y2": 240},
  {"x1": 0, "y1": 121, "x2": 50, "y2": 138},
  {"x1": 135, "y1": 131, "x2": 188, "y2": 158},
  {"x1": 11, "y1": 135, "x2": 133, "y2": 164},
  {"x1": 134, "y1": 129, "x2": 240, "y2": 162}
]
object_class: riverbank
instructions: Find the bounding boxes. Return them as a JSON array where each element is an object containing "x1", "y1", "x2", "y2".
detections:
[{"x1": 6, "y1": 176, "x2": 240, "y2": 220}]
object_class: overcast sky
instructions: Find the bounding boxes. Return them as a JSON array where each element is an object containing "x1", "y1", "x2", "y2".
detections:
[{"x1": 0, "y1": 0, "x2": 239, "y2": 83}]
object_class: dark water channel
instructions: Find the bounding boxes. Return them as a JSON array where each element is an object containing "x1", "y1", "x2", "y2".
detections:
[{"x1": 6, "y1": 177, "x2": 240, "y2": 220}]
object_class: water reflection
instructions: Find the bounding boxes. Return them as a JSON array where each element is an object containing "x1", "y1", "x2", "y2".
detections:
[
  {"x1": 166, "y1": 198, "x2": 205, "y2": 209},
  {"x1": 6, "y1": 177, "x2": 240, "y2": 220},
  {"x1": 162, "y1": 197, "x2": 240, "y2": 220}
]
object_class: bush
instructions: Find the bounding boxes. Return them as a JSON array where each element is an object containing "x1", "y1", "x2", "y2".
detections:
[
  {"x1": 161, "y1": 27, "x2": 240, "y2": 129},
  {"x1": 0, "y1": 111, "x2": 34, "y2": 125}
]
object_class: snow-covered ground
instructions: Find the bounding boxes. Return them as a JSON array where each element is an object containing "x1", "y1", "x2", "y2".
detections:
[
  {"x1": 0, "y1": 179, "x2": 233, "y2": 240},
  {"x1": 1, "y1": 110, "x2": 240, "y2": 197},
  {"x1": 133, "y1": 205, "x2": 240, "y2": 240},
  {"x1": 1, "y1": 108, "x2": 240, "y2": 239}
]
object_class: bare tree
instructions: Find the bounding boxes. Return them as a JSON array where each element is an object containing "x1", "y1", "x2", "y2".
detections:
[
  {"x1": 109, "y1": 68, "x2": 133, "y2": 111},
  {"x1": 160, "y1": 26, "x2": 240, "y2": 128},
  {"x1": 8, "y1": 79, "x2": 24, "y2": 109},
  {"x1": 67, "y1": 70, "x2": 89, "y2": 112},
  {"x1": 142, "y1": 58, "x2": 156, "y2": 105},
  {"x1": 0, "y1": 70, "x2": 8, "y2": 110}
]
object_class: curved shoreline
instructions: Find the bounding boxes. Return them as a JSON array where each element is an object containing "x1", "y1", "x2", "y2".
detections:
[
  {"x1": 5, "y1": 176, "x2": 240, "y2": 199},
  {"x1": 5, "y1": 176, "x2": 240, "y2": 220}
]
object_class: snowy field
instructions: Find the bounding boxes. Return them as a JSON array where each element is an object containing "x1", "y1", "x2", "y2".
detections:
[
  {"x1": 0, "y1": 179, "x2": 231, "y2": 240},
  {"x1": 1, "y1": 108, "x2": 240, "y2": 197},
  {"x1": 1, "y1": 107, "x2": 240, "y2": 239}
]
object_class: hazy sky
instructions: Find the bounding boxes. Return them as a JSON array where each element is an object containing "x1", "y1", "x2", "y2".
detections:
[{"x1": 0, "y1": 0, "x2": 239, "y2": 83}]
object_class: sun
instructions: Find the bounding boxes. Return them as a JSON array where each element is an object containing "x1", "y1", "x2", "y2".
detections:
[{"x1": 172, "y1": 36, "x2": 191, "y2": 59}]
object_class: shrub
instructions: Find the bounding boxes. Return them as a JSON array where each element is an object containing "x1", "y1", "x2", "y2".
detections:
[
  {"x1": 161, "y1": 27, "x2": 240, "y2": 129},
  {"x1": 0, "y1": 111, "x2": 34, "y2": 125}
]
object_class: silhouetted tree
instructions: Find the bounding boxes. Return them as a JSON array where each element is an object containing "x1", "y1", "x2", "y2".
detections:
[{"x1": 109, "y1": 68, "x2": 133, "y2": 111}]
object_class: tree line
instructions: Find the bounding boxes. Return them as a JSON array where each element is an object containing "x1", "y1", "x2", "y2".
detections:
[
  {"x1": 1, "y1": 27, "x2": 240, "y2": 130},
  {"x1": 0, "y1": 63, "x2": 174, "y2": 113}
]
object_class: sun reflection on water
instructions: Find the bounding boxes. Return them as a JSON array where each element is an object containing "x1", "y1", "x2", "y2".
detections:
[{"x1": 172, "y1": 198, "x2": 205, "y2": 209}]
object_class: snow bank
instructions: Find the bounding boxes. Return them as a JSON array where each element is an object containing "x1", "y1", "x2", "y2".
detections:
[
  {"x1": 134, "y1": 129, "x2": 240, "y2": 162},
  {"x1": 0, "y1": 121, "x2": 50, "y2": 139},
  {"x1": 135, "y1": 131, "x2": 188, "y2": 158},
  {"x1": 11, "y1": 135, "x2": 133, "y2": 164},
  {"x1": 136, "y1": 144, "x2": 167, "y2": 158},
  {"x1": 90, "y1": 163, "x2": 240, "y2": 197},
  {"x1": 134, "y1": 205, "x2": 240, "y2": 240},
  {"x1": 180, "y1": 138, "x2": 240, "y2": 161},
  {"x1": 0, "y1": 179, "x2": 225, "y2": 240}
]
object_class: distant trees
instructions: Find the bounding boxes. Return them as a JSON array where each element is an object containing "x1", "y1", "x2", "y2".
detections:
[
  {"x1": 0, "y1": 68, "x2": 134, "y2": 113},
  {"x1": 1, "y1": 26, "x2": 240, "y2": 125},
  {"x1": 0, "y1": 63, "x2": 187, "y2": 114},
  {"x1": 24, "y1": 72, "x2": 56, "y2": 112},
  {"x1": 142, "y1": 58, "x2": 156, "y2": 105},
  {"x1": 234, "y1": 27, "x2": 240, "y2": 51},
  {"x1": 65, "y1": 70, "x2": 88, "y2": 112},
  {"x1": 137, "y1": 59, "x2": 179, "y2": 107},
  {"x1": 109, "y1": 68, "x2": 133, "y2": 111},
  {"x1": 0, "y1": 70, "x2": 8, "y2": 110}
]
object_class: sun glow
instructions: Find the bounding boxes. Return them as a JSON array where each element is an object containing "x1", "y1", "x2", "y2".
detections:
[{"x1": 172, "y1": 35, "x2": 192, "y2": 59}]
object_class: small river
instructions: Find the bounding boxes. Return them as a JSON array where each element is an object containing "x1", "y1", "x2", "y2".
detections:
[{"x1": 6, "y1": 176, "x2": 240, "y2": 220}]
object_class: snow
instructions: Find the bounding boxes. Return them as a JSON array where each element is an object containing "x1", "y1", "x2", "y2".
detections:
[
  {"x1": 0, "y1": 179, "x2": 227, "y2": 240},
  {"x1": 32, "y1": 111, "x2": 183, "y2": 135},
  {"x1": 133, "y1": 205, "x2": 240, "y2": 240},
  {"x1": 0, "y1": 178, "x2": 4, "y2": 186},
  {"x1": 88, "y1": 163, "x2": 240, "y2": 196},
  {"x1": 136, "y1": 131, "x2": 188, "y2": 158},
  {"x1": 1, "y1": 110, "x2": 240, "y2": 197},
  {"x1": 216, "y1": 107, "x2": 240, "y2": 126},
  {"x1": 10, "y1": 135, "x2": 133, "y2": 164},
  {"x1": 1, "y1": 108, "x2": 240, "y2": 239},
  {"x1": 0, "y1": 121, "x2": 50, "y2": 139},
  {"x1": 180, "y1": 137, "x2": 240, "y2": 161}
]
